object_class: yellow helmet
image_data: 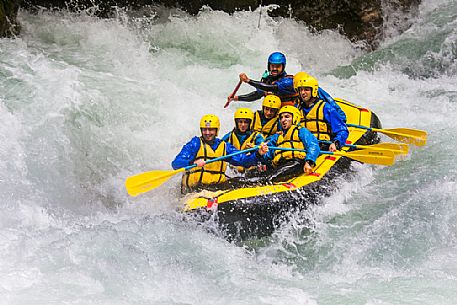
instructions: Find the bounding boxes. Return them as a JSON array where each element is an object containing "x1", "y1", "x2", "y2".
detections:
[
  {"x1": 278, "y1": 105, "x2": 302, "y2": 125},
  {"x1": 293, "y1": 72, "x2": 319, "y2": 98},
  {"x1": 234, "y1": 108, "x2": 254, "y2": 121},
  {"x1": 262, "y1": 95, "x2": 282, "y2": 109},
  {"x1": 200, "y1": 114, "x2": 220, "y2": 135}
]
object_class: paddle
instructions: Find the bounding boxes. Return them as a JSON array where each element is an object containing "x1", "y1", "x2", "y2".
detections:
[
  {"x1": 224, "y1": 81, "x2": 242, "y2": 108},
  {"x1": 319, "y1": 141, "x2": 409, "y2": 156},
  {"x1": 125, "y1": 145, "x2": 260, "y2": 197},
  {"x1": 347, "y1": 124, "x2": 427, "y2": 146},
  {"x1": 268, "y1": 146, "x2": 395, "y2": 166}
]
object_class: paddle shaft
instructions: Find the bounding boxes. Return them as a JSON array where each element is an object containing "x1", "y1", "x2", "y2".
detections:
[
  {"x1": 347, "y1": 123, "x2": 427, "y2": 146},
  {"x1": 319, "y1": 140, "x2": 404, "y2": 152},
  {"x1": 182, "y1": 144, "x2": 259, "y2": 170},
  {"x1": 224, "y1": 81, "x2": 242, "y2": 108},
  {"x1": 267, "y1": 146, "x2": 394, "y2": 166},
  {"x1": 320, "y1": 140, "x2": 360, "y2": 150},
  {"x1": 125, "y1": 145, "x2": 261, "y2": 196}
]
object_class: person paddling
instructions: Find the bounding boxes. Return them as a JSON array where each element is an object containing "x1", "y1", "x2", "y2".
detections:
[
  {"x1": 227, "y1": 52, "x2": 297, "y2": 107},
  {"x1": 172, "y1": 114, "x2": 268, "y2": 192},
  {"x1": 222, "y1": 108, "x2": 265, "y2": 173},
  {"x1": 226, "y1": 52, "x2": 347, "y2": 120},
  {"x1": 294, "y1": 72, "x2": 348, "y2": 152},
  {"x1": 251, "y1": 95, "x2": 282, "y2": 138},
  {"x1": 262, "y1": 106, "x2": 320, "y2": 182}
]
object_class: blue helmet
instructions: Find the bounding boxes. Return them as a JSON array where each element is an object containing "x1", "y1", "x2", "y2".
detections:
[{"x1": 267, "y1": 52, "x2": 286, "y2": 69}]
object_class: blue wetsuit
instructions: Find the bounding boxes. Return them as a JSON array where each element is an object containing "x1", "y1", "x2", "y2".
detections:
[{"x1": 237, "y1": 71, "x2": 297, "y2": 103}]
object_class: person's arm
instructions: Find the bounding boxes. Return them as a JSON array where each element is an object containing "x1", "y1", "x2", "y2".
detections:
[
  {"x1": 236, "y1": 90, "x2": 265, "y2": 102},
  {"x1": 247, "y1": 79, "x2": 278, "y2": 92},
  {"x1": 262, "y1": 134, "x2": 279, "y2": 162},
  {"x1": 224, "y1": 142, "x2": 261, "y2": 167},
  {"x1": 298, "y1": 128, "x2": 320, "y2": 165},
  {"x1": 171, "y1": 137, "x2": 200, "y2": 169},
  {"x1": 324, "y1": 104, "x2": 349, "y2": 150},
  {"x1": 275, "y1": 77, "x2": 296, "y2": 96},
  {"x1": 254, "y1": 133, "x2": 265, "y2": 146}
]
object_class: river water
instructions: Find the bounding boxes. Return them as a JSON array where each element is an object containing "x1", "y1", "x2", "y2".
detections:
[{"x1": 1, "y1": 1, "x2": 456, "y2": 304}]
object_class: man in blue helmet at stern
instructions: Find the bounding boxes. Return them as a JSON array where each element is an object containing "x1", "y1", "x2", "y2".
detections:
[
  {"x1": 228, "y1": 52, "x2": 298, "y2": 107},
  {"x1": 228, "y1": 52, "x2": 347, "y2": 123}
]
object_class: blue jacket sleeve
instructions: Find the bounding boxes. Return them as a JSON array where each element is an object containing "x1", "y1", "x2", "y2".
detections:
[
  {"x1": 323, "y1": 103, "x2": 349, "y2": 147},
  {"x1": 262, "y1": 134, "x2": 279, "y2": 162},
  {"x1": 298, "y1": 128, "x2": 320, "y2": 163},
  {"x1": 276, "y1": 77, "x2": 296, "y2": 96},
  {"x1": 224, "y1": 142, "x2": 259, "y2": 167},
  {"x1": 171, "y1": 136, "x2": 200, "y2": 170},
  {"x1": 237, "y1": 90, "x2": 265, "y2": 102},
  {"x1": 254, "y1": 133, "x2": 265, "y2": 146}
]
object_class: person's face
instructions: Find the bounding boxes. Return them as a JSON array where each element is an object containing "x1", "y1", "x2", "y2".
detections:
[
  {"x1": 236, "y1": 119, "x2": 250, "y2": 133},
  {"x1": 201, "y1": 128, "x2": 217, "y2": 142},
  {"x1": 263, "y1": 106, "x2": 278, "y2": 119},
  {"x1": 280, "y1": 112, "x2": 293, "y2": 130},
  {"x1": 269, "y1": 63, "x2": 283, "y2": 76},
  {"x1": 298, "y1": 87, "x2": 313, "y2": 104}
]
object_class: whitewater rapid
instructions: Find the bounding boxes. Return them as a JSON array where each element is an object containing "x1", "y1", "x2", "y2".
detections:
[{"x1": 1, "y1": 1, "x2": 457, "y2": 304}]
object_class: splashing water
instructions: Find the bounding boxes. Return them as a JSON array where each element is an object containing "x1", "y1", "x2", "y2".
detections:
[{"x1": 1, "y1": 1, "x2": 457, "y2": 303}]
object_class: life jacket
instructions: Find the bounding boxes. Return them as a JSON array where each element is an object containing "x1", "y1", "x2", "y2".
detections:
[
  {"x1": 182, "y1": 138, "x2": 227, "y2": 189},
  {"x1": 227, "y1": 130, "x2": 260, "y2": 173},
  {"x1": 252, "y1": 110, "x2": 279, "y2": 138},
  {"x1": 272, "y1": 126, "x2": 307, "y2": 167},
  {"x1": 228, "y1": 130, "x2": 260, "y2": 150},
  {"x1": 264, "y1": 74, "x2": 298, "y2": 106},
  {"x1": 300, "y1": 99, "x2": 332, "y2": 141}
]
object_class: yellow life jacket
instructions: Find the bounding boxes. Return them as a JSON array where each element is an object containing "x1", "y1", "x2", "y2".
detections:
[
  {"x1": 300, "y1": 99, "x2": 331, "y2": 141},
  {"x1": 252, "y1": 110, "x2": 278, "y2": 138},
  {"x1": 272, "y1": 126, "x2": 306, "y2": 167},
  {"x1": 227, "y1": 130, "x2": 260, "y2": 173},
  {"x1": 228, "y1": 130, "x2": 260, "y2": 150},
  {"x1": 182, "y1": 138, "x2": 227, "y2": 189}
]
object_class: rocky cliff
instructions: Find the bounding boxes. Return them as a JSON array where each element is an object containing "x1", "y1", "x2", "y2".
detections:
[{"x1": 0, "y1": 0, "x2": 21, "y2": 37}]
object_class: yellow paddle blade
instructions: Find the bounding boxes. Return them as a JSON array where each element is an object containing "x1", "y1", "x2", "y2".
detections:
[
  {"x1": 125, "y1": 168, "x2": 185, "y2": 197},
  {"x1": 356, "y1": 143, "x2": 409, "y2": 156},
  {"x1": 373, "y1": 128, "x2": 427, "y2": 146},
  {"x1": 334, "y1": 149, "x2": 395, "y2": 166}
]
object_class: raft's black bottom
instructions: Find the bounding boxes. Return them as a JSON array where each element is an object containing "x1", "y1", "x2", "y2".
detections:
[{"x1": 217, "y1": 156, "x2": 353, "y2": 241}]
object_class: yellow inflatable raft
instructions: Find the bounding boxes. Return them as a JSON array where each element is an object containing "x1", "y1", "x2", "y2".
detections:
[{"x1": 182, "y1": 98, "x2": 382, "y2": 240}]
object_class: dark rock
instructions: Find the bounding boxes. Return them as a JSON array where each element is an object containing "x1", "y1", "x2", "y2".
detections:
[
  {"x1": 0, "y1": 0, "x2": 21, "y2": 37},
  {"x1": 264, "y1": 0, "x2": 421, "y2": 50},
  {"x1": 18, "y1": 0, "x2": 420, "y2": 49}
]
